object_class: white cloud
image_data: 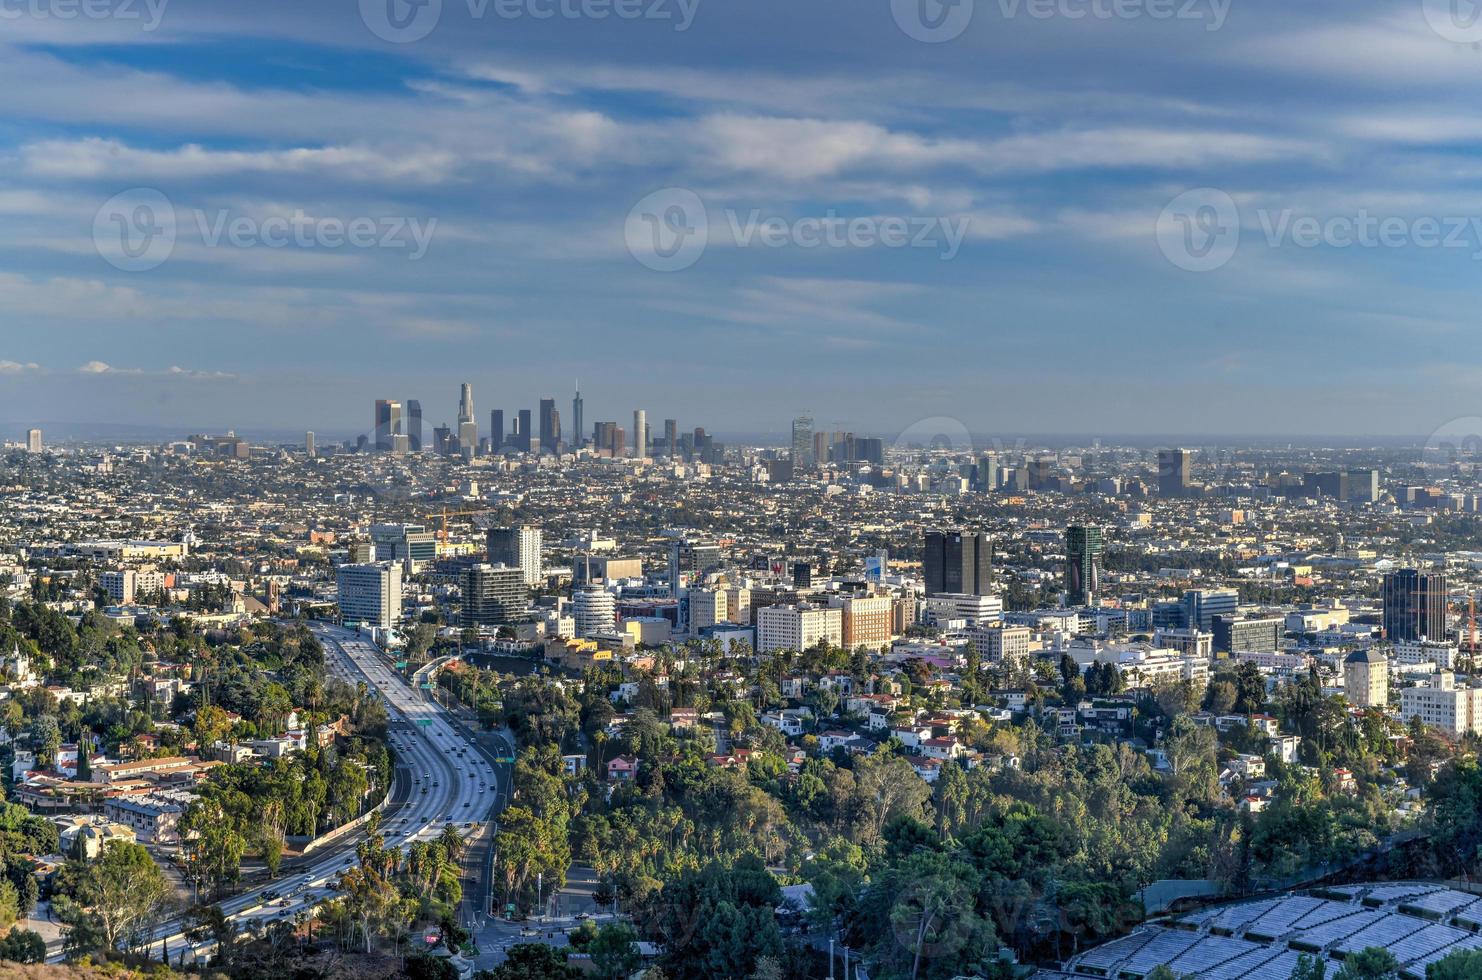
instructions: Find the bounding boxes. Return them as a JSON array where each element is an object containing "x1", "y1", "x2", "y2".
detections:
[{"x1": 0, "y1": 360, "x2": 41, "y2": 374}]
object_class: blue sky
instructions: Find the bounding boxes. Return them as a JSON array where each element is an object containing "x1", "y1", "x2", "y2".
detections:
[{"x1": 1, "y1": 0, "x2": 1480, "y2": 442}]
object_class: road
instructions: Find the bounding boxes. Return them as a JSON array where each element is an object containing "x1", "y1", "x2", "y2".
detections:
[{"x1": 90, "y1": 624, "x2": 513, "y2": 966}]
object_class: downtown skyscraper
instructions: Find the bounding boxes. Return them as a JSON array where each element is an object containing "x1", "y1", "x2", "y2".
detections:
[
  {"x1": 457, "y1": 383, "x2": 476, "y2": 457},
  {"x1": 633, "y1": 409, "x2": 647, "y2": 460},
  {"x1": 571, "y1": 384, "x2": 584, "y2": 451},
  {"x1": 923, "y1": 530, "x2": 992, "y2": 597}
]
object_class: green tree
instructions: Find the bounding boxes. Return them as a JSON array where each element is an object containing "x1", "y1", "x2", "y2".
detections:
[
  {"x1": 1290, "y1": 953, "x2": 1326, "y2": 980},
  {"x1": 589, "y1": 922, "x2": 642, "y2": 980},
  {"x1": 1335, "y1": 947, "x2": 1400, "y2": 980},
  {"x1": 0, "y1": 927, "x2": 44, "y2": 963},
  {"x1": 486, "y1": 942, "x2": 581, "y2": 979},
  {"x1": 1429, "y1": 949, "x2": 1482, "y2": 978}
]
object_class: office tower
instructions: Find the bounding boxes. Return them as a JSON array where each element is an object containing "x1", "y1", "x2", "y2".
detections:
[
  {"x1": 1348, "y1": 469, "x2": 1380, "y2": 504},
  {"x1": 633, "y1": 409, "x2": 647, "y2": 459},
  {"x1": 487, "y1": 525, "x2": 543, "y2": 586},
  {"x1": 433, "y1": 425, "x2": 452, "y2": 455},
  {"x1": 664, "y1": 419, "x2": 678, "y2": 457},
  {"x1": 539, "y1": 398, "x2": 561, "y2": 454},
  {"x1": 374, "y1": 399, "x2": 402, "y2": 452},
  {"x1": 791, "y1": 414, "x2": 815, "y2": 469},
  {"x1": 405, "y1": 400, "x2": 423, "y2": 452},
  {"x1": 1065, "y1": 525, "x2": 1103, "y2": 606},
  {"x1": 1303, "y1": 471, "x2": 1348, "y2": 500},
  {"x1": 977, "y1": 454, "x2": 998, "y2": 491},
  {"x1": 336, "y1": 562, "x2": 403, "y2": 628},
  {"x1": 856, "y1": 437, "x2": 884, "y2": 466},
  {"x1": 573, "y1": 585, "x2": 617, "y2": 638},
  {"x1": 305, "y1": 431, "x2": 315, "y2": 458},
  {"x1": 611, "y1": 426, "x2": 626, "y2": 458},
  {"x1": 516, "y1": 409, "x2": 533, "y2": 452},
  {"x1": 461, "y1": 564, "x2": 527, "y2": 627},
  {"x1": 490, "y1": 409, "x2": 504, "y2": 452},
  {"x1": 922, "y1": 530, "x2": 993, "y2": 597},
  {"x1": 668, "y1": 537, "x2": 721, "y2": 594},
  {"x1": 1212, "y1": 614, "x2": 1283, "y2": 654},
  {"x1": 1383, "y1": 568, "x2": 1448, "y2": 642},
  {"x1": 792, "y1": 561, "x2": 812, "y2": 588},
  {"x1": 370, "y1": 523, "x2": 437, "y2": 573},
  {"x1": 456, "y1": 383, "x2": 477, "y2": 456},
  {"x1": 1028, "y1": 456, "x2": 1055, "y2": 491},
  {"x1": 25, "y1": 429, "x2": 41, "y2": 454},
  {"x1": 1158, "y1": 448, "x2": 1192, "y2": 497},
  {"x1": 1182, "y1": 587, "x2": 1239, "y2": 631},
  {"x1": 572, "y1": 385, "x2": 584, "y2": 450}
]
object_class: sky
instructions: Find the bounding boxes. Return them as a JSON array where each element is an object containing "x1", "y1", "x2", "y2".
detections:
[{"x1": 1, "y1": 0, "x2": 1481, "y2": 443}]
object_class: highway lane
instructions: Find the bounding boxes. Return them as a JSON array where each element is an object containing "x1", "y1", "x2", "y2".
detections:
[{"x1": 119, "y1": 624, "x2": 505, "y2": 965}]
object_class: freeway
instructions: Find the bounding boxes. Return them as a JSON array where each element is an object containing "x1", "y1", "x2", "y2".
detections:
[{"x1": 107, "y1": 624, "x2": 511, "y2": 965}]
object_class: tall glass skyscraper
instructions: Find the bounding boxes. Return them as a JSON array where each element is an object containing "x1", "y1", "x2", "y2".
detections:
[{"x1": 1065, "y1": 524, "x2": 1103, "y2": 606}]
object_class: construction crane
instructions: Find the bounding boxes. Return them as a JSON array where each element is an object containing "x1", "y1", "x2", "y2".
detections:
[{"x1": 431, "y1": 506, "x2": 503, "y2": 543}]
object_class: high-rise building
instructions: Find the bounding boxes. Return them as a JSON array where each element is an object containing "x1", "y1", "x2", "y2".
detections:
[
  {"x1": 1383, "y1": 568, "x2": 1447, "y2": 642},
  {"x1": 539, "y1": 398, "x2": 559, "y2": 454},
  {"x1": 835, "y1": 594, "x2": 893, "y2": 651},
  {"x1": 516, "y1": 409, "x2": 533, "y2": 452},
  {"x1": 433, "y1": 425, "x2": 452, "y2": 455},
  {"x1": 461, "y1": 564, "x2": 528, "y2": 627},
  {"x1": 336, "y1": 562, "x2": 403, "y2": 628},
  {"x1": 457, "y1": 383, "x2": 476, "y2": 457},
  {"x1": 370, "y1": 523, "x2": 437, "y2": 573},
  {"x1": 305, "y1": 431, "x2": 315, "y2": 458},
  {"x1": 571, "y1": 385, "x2": 584, "y2": 450},
  {"x1": 633, "y1": 409, "x2": 647, "y2": 459},
  {"x1": 1348, "y1": 469, "x2": 1380, "y2": 504},
  {"x1": 664, "y1": 419, "x2": 678, "y2": 457},
  {"x1": 487, "y1": 525, "x2": 543, "y2": 587},
  {"x1": 1400, "y1": 671, "x2": 1482, "y2": 735},
  {"x1": 1182, "y1": 588, "x2": 1239, "y2": 632},
  {"x1": 977, "y1": 454, "x2": 998, "y2": 491},
  {"x1": 1065, "y1": 525, "x2": 1103, "y2": 606},
  {"x1": 922, "y1": 530, "x2": 993, "y2": 597},
  {"x1": 25, "y1": 429, "x2": 42, "y2": 454},
  {"x1": 757, "y1": 604, "x2": 842, "y2": 653},
  {"x1": 668, "y1": 538, "x2": 721, "y2": 593},
  {"x1": 374, "y1": 399, "x2": 402, "y2": 452},
  {"x1": 573, "y1": 585, "x2": 617, "y2": 638},
  {"x1": 406, "y1": 400, "x2": 423, "y2": 452},
  {"x1": 791, "y1": 415, "x2": 815, "y2": 469},
  {"x1": 1344, "y1": 649, "x2": 1389, "y2": 709},
  {"x1": 490, "y1": 409, "x2": 504, "y2": 452},
  {"x1": 1158, "y1": 448, "x2": 1192, "y2": 498}
]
